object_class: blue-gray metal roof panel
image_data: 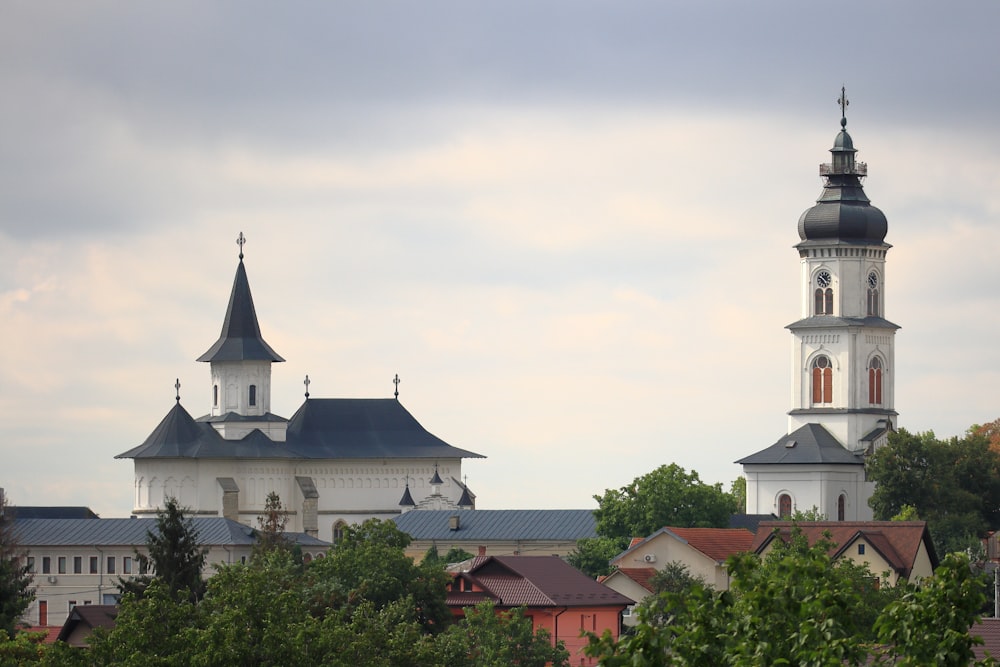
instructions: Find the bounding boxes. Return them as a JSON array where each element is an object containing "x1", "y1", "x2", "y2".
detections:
[{"x1": 393, "y1": 509, "x2": 596, "y2": 541}]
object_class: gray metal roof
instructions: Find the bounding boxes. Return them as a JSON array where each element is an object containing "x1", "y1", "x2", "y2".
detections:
[
  {"x1": 393, "y1": 509, "x2": 596, "y2": 541},
  {"x1": 736, "y1": 423, "x2": 864, "y2": 466},
  {"x1": 12, "y1": 517, "x2": 258, "y2": 547},
  {"x1": 197, "y1": 259, "x2": 284, "y2": 363},
  {"x1": 786, "y1": 315, "x2": 900, "y2": 331},
  {"x1": 12, "y1": 517, "x2": 330, "y2": 549},
  {"x1": 118, "y1": 398, "x2": 485, "y2": 461}
]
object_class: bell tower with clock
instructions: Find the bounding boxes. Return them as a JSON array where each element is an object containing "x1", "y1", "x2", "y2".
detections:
[{"x1": 738, "y1": 90, "x2": 899, "y2": 521}]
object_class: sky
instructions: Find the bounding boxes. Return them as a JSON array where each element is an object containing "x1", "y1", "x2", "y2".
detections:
[{"x1": 2, "y1": 2, "x2": 1000, "y2": 519}]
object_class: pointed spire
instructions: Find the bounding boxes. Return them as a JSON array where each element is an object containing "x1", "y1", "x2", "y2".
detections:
[
  {"x1": 457, "y1": 486, "x2": 474, "y2": 508},
  {"x1": 399, "y1": 478, "x2": 416, "y2": 507},
  {"x1": 197, "y1": 233, "x2": 285, "y2": 363},
  {"x1": 429, "y1": 464, "x2": 444, "y2": 486}
]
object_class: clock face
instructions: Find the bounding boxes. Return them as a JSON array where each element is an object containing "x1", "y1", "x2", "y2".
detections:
[
  {"x1": 816, "y1": 271, "x2": 832, "y2": 288},
  {"x1": 868, "y1": 272, "x2": 878, "y2": 289}
]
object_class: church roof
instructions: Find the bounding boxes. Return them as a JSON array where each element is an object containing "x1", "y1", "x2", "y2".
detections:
[
  {"x1": 786, "y1": 315, "x2": 900, "y2": 331},
  {"x1": 118, "y1": 398, "x2": 484, "y2": 460},
  {"x1": 197, "y1": 258, "x2": 284, "y2": 363},
  {"x1": 796, "y1": 116, "x2": 888, "y2": 246},
  {"x1": 393, "y1": 509, "x2": 596, "y2": 541},
  {"x1": 736, "y1": 423, "x2": 864, "y2": 466}
]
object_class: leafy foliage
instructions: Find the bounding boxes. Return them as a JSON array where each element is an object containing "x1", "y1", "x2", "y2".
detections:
[
  {"x1": 867, "y1": 428, "x2": 1000, "y2": 554},
  {"x1": 119, "y1": 497, "x2": 208, "y2": 602},
  {"x1": 567, "y1": 536, "x2": 628, "y2": 579},
  {"x1": 0, "y1": 494, "x2": 33, "y2": 638},
  {"x1": 593, "y1": 463, "x2": 738, "y2": 541},
  {"x1": 437, "y1": 601, "x2": 569, "y2": 667},
  {"x1": 253, "y1": 491, "x2": 291, "y2": 556}
]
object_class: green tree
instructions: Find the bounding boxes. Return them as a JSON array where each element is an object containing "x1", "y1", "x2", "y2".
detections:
[
  {"x1": 0, "y1": 494, "x2": 33, "y2": 637},
  {"x1": 593, "y1": 463, "x2": 737, "y2": 541},
  {"x1": 867, "y1": 428, "x2": 1000, "y2": 554},
  {"x1": 253, "y1": 491, "x2": 291, "y2": 555},
  {"x1": 120, "y1": 497, "x2": 208, "y2": 602},
  {"x1": 436, "y1": 601, "x2": 569, "y2": 667},
  {"x1": 306, "y1": 519, "x2": 452, "y2": 631},
  {"x1": 567, "y1": 536, "x2": 627, "y2": 579}
]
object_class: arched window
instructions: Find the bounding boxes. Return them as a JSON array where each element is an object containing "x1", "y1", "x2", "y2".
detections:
[
  {"x1": 811, "y1": 356, "x2": 833, "y2": 404},
  {"x1": 248, "y1": 384, "x2": 257, "y2": 407},
  {"x1": 868, "y1": 357, "x2": 883, "y2": 405},
  {"x1": 814, "y1": 271, "x2": 834, "y2": 315},
  {"x1": 838, "y1": 494, "x2": 846, "y2": 521},
  {"x1": 867, "y1": 271, "x2": 880, "y2": 317},
  {"x1": 778, "y1": 494, "x2": 792, "y2": 519},
  {"x1": 332, "y1": 521, "x2": 347, "y2": 546}
]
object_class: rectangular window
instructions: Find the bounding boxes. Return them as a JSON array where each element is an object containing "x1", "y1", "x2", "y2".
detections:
[
  {"x1": 89, "y1": 556, "x2": 98, "y2": 574},
  {"x1": 58, "y1": 557, "x2": 67, "y2": 574},
  {"x1": 858, "y1": 544, "x2": 866, "y2": 555},
  {"x1": 74, "y1": 556, "x2": 82, "y2": 574},
  {"x1": 123, "y1": 557, "x2": 132, "y2": 575},
  {"x1": 42, "y1": 557, "x2": 51, "y2": 574},
  {"x1": 27, "y1": 557, "x2": 35, "y2": 573},
  {"x1": 107, "y1": 557, "x2": 116, "y2": 574},
  {"x1": 68, "y1": 600, "x2": 77, "y2": 611},
  {"x1": 38, "y1": 601, "x2": 47, "y2": 626}
]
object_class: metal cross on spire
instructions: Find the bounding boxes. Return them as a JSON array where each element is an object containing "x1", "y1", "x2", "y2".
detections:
[
  {"x1": 237, "y1": 232, "x2": 246, "y2": 260},
  {"x1": 304, "y1": 374, "x2": 311, "y2": 399},
  {"x1": 393, "y1": 373, "x2": 401, "y2": 400},
  {"x1": 838, "y1": 86, "x2": 849, "y2": 128},
  {"x1": 174, "y1": 378, "x2": 181, "y2": 402}
]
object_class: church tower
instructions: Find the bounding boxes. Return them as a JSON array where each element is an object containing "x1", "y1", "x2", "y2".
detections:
[
  {"x1": 196, "y1": 233, "x2": 288, "y2": 441},
  {"x1": 738, "y1": 91, "x2": 898, "y2": 521}
]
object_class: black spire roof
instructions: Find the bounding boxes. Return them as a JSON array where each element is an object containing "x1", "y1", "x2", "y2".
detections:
[
  {"x1": 197, "y1": 258, "x2": 284, "y2": 363},
  {"x1": 399, "y1": 484, "x2": 416, "y2": 507},
  {"x1": 797, "y1": 115, "x2": 888, "y2": 245},
  {"x1": 736, "y1": 423, "x2": 864, "y2": 466}
]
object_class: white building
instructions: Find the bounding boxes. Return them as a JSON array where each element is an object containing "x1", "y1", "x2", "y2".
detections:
[
  {"x1": 738, "y1": 98, "x2": 897, "y2": 522},
  {"x1": 117, "y1": 237, "x2": 483, "y2": 540}
]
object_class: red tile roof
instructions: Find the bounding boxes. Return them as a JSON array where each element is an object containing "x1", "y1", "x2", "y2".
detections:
[
  {"x1": 614, "y1": 567, "x2": 657, "y2": 593},
  {"x1": 455, "y1": 556, "x2": 633, "y2": 609},
  {"x1": 666, "y1": 527, "x2": 755, "y2": 562},
  {"x1": 972, "y1": 618, "x2": 1000, "y2": 661},
  {"x1": 750, "y1": 521, "x2": 937, "y2": 577},
  {"x1": 17, "y1": 627, "x2": 59, "y2": 645}
]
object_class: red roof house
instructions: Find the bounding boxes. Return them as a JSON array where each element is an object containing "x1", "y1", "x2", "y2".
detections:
[{"x1": 448, "y1": 555, "x2": 633, "y2": 665}]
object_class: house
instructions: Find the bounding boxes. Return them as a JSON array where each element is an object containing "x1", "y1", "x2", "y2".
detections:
[
  {"x1": 597, "y1": 568, "x2": 656, "y2": 627},
  {"x1": 13, "y1": 516, "x2": 329, "y2": 628},
  {"x1": 392, "y1": 509, "x2": 597, "y2": 560},
  {"x1": 751, "y1": 521, "x2": 938, "y2": 585},
  {"x1": 737, "y1": 100, "x2": 898, "y2": 522},
  {"x1": 56, "y1": 605, "x2": 118, "y2": 648},
  {"x1": 447, "y1": 555, "x2": 633, "y2": 665},
  {"x1": 609, "y1": 527, "x2": 755, "y2": 591},
  {"x1": 116, "y1": 236, "x2": 485, "y2": 542}
]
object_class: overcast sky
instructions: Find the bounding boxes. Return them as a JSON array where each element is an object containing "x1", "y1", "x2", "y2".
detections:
[{"x1": 2, "y1": 2, "x2": 1000, "y2": 518}]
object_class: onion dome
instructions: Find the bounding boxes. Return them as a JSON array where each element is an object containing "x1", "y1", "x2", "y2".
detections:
[{"x1": 797, "y1": 115, "x2": 888, "y2": 244}]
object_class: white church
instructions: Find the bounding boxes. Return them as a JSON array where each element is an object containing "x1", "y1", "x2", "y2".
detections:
[
  {"x1": 117, "y1": 236, "x2": 484, "y2": 540},
  {"x1": 738, "y1": 97, "x2": 896, "y2": 522}
]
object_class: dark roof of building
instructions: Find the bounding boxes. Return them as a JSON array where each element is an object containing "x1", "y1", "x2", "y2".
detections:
[
  {"x1": 736, "y1": 423, "x2": 864, "y2": 466},
  {"x1": 118, "y1": 398, "x2": 484, "y2": 460},
  {"x1": 56, "y1": 605, "x2": 118, "y2": 644},
  {"x1": 393, "y1": 509, "x2": 596, "y2": 542},
  {"x1": 751, "y1": 521, "x2": 938, "y2": 576},
  {"x1": 729, "y1": 514, "x2": 777, "y2": 532},
  {"x1": 197, "y1": 259, "x2": 284, "y2": 363},
  {"x1": 7, "y1": 506, "x2": 100, "y2": 520},
  {"x1": 452, "y1": 556, "x2": 633, "y2": 608},
  {"x1": 972, "y1": 618, "x2": 1000, "y2": 662},
  {"x1": 797, "y1": 125, "x2": 888, "y2": 245},
  {"x1": 786, "y1": 315, "x2": 900, "y2": 331}
]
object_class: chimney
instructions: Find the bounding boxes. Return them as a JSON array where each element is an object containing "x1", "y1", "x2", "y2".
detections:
[
  {"x1": 478, "y1": 545, "x2": 486, "y2": 556},
  {"x1": 449, "y1": 515, "x2": 460, "y2": 531}
]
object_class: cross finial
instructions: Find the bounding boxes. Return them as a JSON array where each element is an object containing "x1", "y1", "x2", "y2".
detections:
[
  {"x1": 303, "y1": 374, "x2": 310, "y2": 399},
  {"x1": 393, "y1": 373, "x2": 401, "y2": 400},
  {"x1": 237, "y1": 232, "x2": 246, "y2": 260},
  {"x1": 174, "y1": 378, "x2": 181, "y2": 402},
  {"x1": 838, "y1": 86, "x2": 849, "y2": 129}
]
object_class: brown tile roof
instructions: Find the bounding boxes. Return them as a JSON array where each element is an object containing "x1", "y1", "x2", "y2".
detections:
[
  {"x1": 972, "y1": 618, "x2": 1000, "y2": 661},
  {"x1": 614, "y1": 567, "x2": 657, "y2": 593},
  {"x1": 18, "y1": 627, "x2": 60, "y2": 645},
  {"x1": 751, "y1": 521, "x2": 937, "y2": 577},
  {"x1": 457, "y1": 556, "x2": 634, "y2": 609},
  {"x1": 666, "y1": 527, "x2": 755, "y2": 562}
]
